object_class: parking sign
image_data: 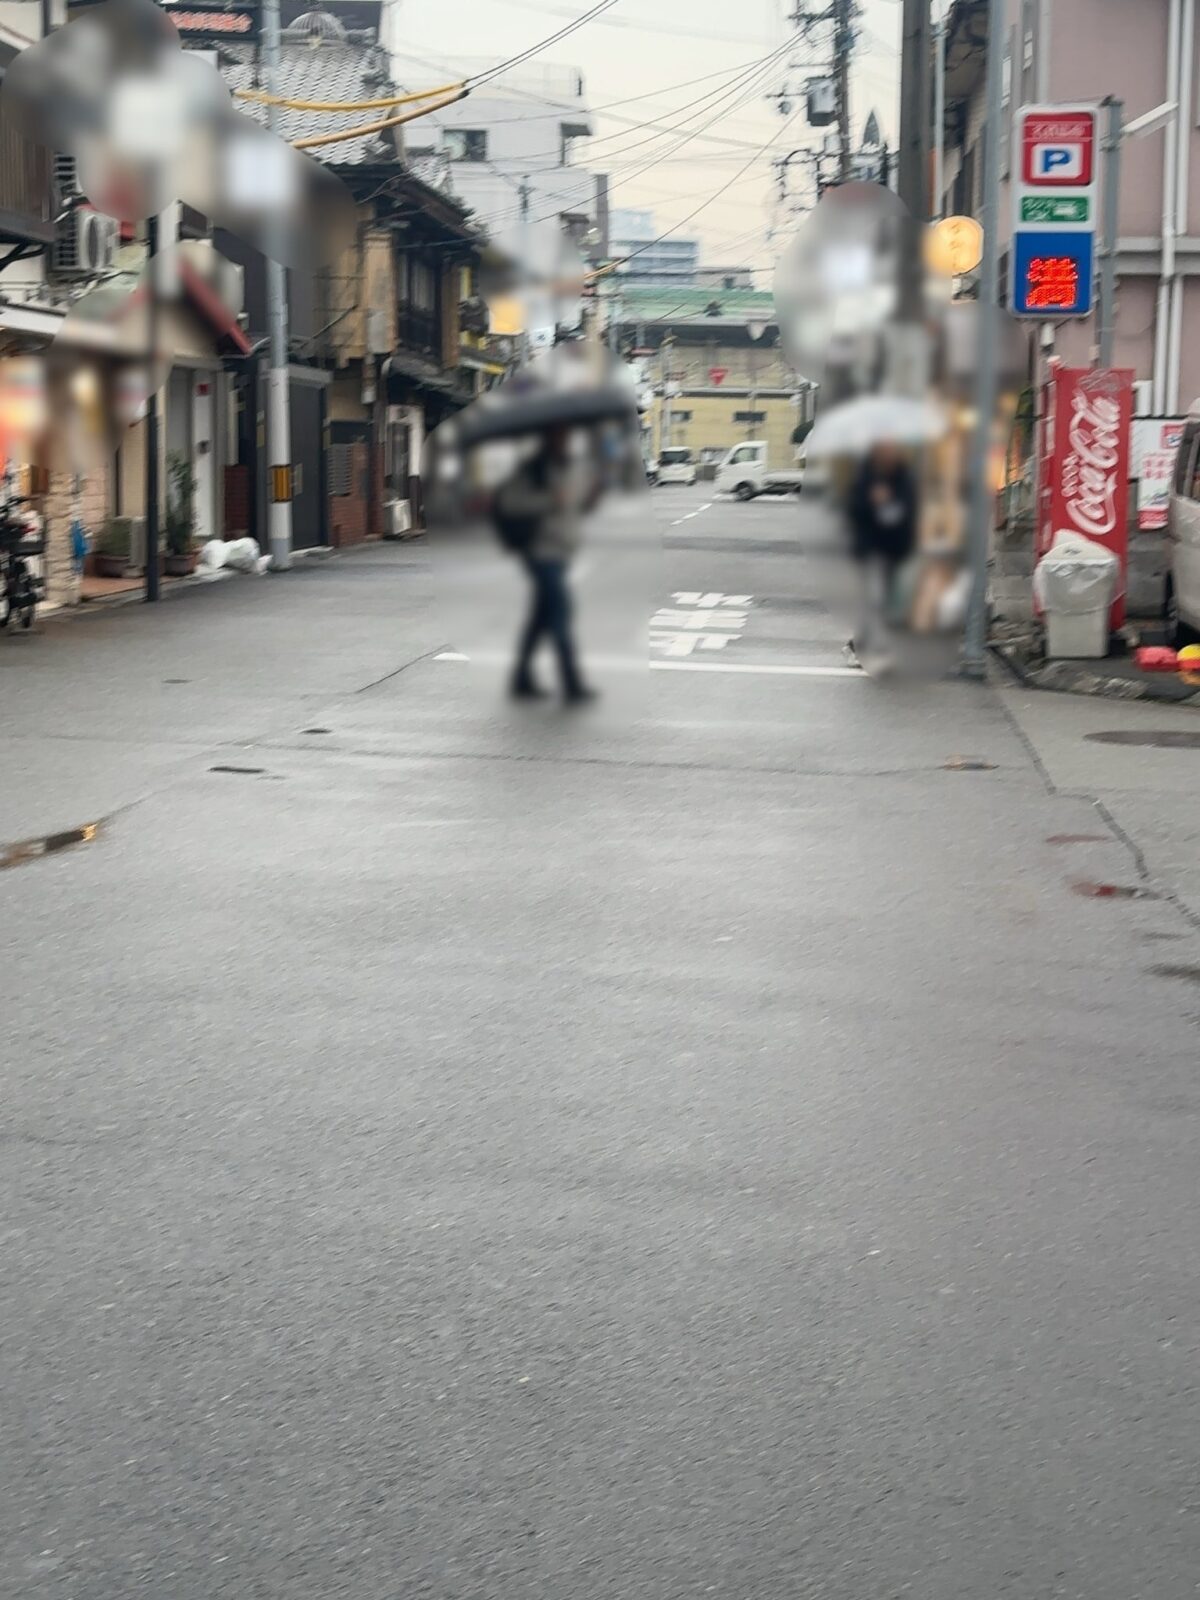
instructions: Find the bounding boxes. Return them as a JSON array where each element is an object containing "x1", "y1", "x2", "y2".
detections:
[{"x1": 1012, "y1": 104, "x2": 1099, "y2": 318}]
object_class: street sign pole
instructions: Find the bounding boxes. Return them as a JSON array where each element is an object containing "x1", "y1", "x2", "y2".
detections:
[
  {"x1": 1098, "y1": 96, "x2": 1123, "y2": 366},
  {"x1": 963, "y1": 0, "x2": 1005, "y2": 676}
]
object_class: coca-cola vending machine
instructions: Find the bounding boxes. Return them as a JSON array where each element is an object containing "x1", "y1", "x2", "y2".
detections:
[{"x1": 1036, "y1": 364, "x2": 1134, "y2": 629}]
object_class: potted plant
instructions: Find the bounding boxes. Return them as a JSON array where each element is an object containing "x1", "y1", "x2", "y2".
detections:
[
  {"x1": 94, "y1": 517, "x2": 132, "y2": 578},
  {"x1": 165, "y1": 451, "x2": 198, "y2": 576}
]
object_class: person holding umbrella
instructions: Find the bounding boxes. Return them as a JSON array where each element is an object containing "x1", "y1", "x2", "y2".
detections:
[
  {"x1": 845, "y1": 439, "x2": 918, "y2": 668},
  {"x1": 493, "y1": 426, "x2": 599, "y2": 705}
]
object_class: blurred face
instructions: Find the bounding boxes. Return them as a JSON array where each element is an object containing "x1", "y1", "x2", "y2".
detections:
[{"x1": 873, "y1": 441, "x2": 901, "y2": 471}]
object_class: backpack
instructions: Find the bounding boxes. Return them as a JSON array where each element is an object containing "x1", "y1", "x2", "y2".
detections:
[{"x1": 492, "y1": 455, "x2": 547, "y2": 554}]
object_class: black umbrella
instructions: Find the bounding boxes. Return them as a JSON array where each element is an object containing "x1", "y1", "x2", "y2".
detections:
[{"x1": 452, "y1": 382, "x2": 637, "y2": 449}]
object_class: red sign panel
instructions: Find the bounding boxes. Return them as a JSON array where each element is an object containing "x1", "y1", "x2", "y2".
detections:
[
  {"x1": 1024, "y1": 255, "x2": 1080, "y2": 310},
  {"x1": 1022, "y1": 111, "x2": 1095, "y2": 187},
  {"x1": 1037, "y1": 365, "x2": 1134, "y2": 628}
]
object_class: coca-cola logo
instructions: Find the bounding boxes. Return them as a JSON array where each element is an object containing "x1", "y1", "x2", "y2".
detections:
[{"x1": 1062, "y1": 388, "x2": 1121, "y2": 539}]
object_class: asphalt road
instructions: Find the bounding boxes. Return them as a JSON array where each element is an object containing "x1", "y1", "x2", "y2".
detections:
[{"x1": 4, "y1": 485, "x2": 1200, "y2": 1599}]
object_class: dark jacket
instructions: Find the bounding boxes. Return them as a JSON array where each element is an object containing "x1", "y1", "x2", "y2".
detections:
[{"x1": 848, "y1": 457, "x2": 917, "y2": 562}]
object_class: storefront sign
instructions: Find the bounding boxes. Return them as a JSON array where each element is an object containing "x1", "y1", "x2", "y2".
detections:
[
  {"x1": 1133, "y1": 419, "x2": 1185, "y2": 531},
  {"x1": 1012, "y1": 104, "x2": 1098, "y2": 318},
  {"x1": 159, "y1": 1, "x2": 260, "y2": 43},
  {"x1": 1037, "y1": 365, "x2": 1134, "y2": 626}
]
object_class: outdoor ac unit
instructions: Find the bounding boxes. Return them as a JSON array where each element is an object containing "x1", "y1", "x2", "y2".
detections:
[
  {"x1": 52, "y1": 208, "x2": 119, "y2": 278},
  {"x1": 806, "y1": 78, "x2": 837, "y2": 128},
  {"x1": 385, "y1": 499, "x2": 413, "y2": 538},
  {"x1": 126, "y1": 517, "x2": 147, "y2": 573},
  {"x1": 213, "y1": 254, "x2": 244, "y2": 318}
]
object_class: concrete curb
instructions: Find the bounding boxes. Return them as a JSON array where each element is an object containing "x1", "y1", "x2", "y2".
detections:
[{"x1": 992, "y1": 639, "x2": 1200, "y2": 708}]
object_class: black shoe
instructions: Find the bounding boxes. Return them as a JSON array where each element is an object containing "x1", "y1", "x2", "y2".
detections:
[
  {"x1": 510, "y1": 678, "x2": 549, "y2": 700},
  {"x1": 564, "y1": 685, "x2": 599, "y2": 706}
]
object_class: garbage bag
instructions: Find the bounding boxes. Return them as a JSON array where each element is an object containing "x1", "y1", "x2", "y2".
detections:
[
  {"x1": 1033, "y1": 530, "x2": 1120, "y2": 614},
  {"x1": 223, "y1": 537, "x2": 263, "y2": 573}
]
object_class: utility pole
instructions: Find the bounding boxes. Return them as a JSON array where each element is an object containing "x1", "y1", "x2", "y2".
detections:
[
  {"x1": 263, "y1": 0, "x2": 293, "y2": 570},
  {"x1": 1098, "y1": 96, "x2": 1123, "y2": 367},
  {"x1": 963, "y1": 0, "x2": 1004, "y2": 676},
  {"x1": 834, "y1": 0, "x2": 852, "y2": 182},
  {"x1": 933, "y1": 7, "x2": 946, "y2": 218},
  {"x1": 897, "y1": 0, "x2": 931, "y2": 223},
  {"x1": 144, "y1": 212, "x2": 160, "y2": 602},
  {"x1": 518, "y1": 176, "x2": 532, "y2": 364}
]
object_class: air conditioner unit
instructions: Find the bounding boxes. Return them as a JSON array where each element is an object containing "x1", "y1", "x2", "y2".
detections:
[
  {"x1": 52, "y1": 208, "x2": 119, "y2": 278},
  {"x1": 806, "y1": 78, "x2": 837, "y2": 128},
  {"x1": 384, "y1": 498, "x2": 413, "y2": 538}
]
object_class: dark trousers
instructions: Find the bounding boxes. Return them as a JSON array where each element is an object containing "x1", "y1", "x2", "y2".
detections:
[{"x1": 514, "y1": 557, "x2": 584, "y2": 694}]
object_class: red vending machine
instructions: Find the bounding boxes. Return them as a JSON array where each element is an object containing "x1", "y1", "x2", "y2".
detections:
[{"x1": 1036, "y1": 363, "x2": 1134, "y2": 629}]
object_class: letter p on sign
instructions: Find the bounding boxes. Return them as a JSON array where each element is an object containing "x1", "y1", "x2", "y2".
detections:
[{"x1": 1034, "y1": 144, "x2": 1083, "y2": 181}]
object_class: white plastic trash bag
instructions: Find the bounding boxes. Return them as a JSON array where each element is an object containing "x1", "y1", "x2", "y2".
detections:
[
  {"x1": 224, "y1": 537, "x2": 263, "y2": 573},
  {"x1": 1033, "y1": 530, "x2": 1120, "y2": 615},
  {"x1": 198, "y1": 537, "x2": 268, "y2": 574},
  {"x1": 198, "y1": 538, "x2": 228, "y2": 570}
]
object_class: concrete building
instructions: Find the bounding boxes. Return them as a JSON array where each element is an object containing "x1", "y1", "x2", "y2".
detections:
[
  {"x1": 940, "y1": 0, "x2": 1200, "y2": 415},
  {"x1": 610, "y1": 208, "x2": 700, "y2": 287},
  {"x1": 398, "y1": 57, "x2": 606, "y2": 346},
  {"x1": 609, "y1": 286, "x2": 807, "y2": 471}
]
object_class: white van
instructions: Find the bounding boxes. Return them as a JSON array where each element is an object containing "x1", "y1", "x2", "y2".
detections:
[
  {"x1": 657, "y1": 447, "x2": 697, "y2": 486},
  {"x1": 1166, "y1": 408, "x2": 1200, "y2": 642},
  {"x1": 714, "y1": 440, "x2": 805, "y2": 500}
]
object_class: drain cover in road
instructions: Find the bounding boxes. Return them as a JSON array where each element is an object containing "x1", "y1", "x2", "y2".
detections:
[{"x1": 1085, "y1": 730, "x2": 1200, "y2": 749}]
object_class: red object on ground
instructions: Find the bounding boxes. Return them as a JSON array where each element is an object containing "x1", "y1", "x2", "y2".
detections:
[{"x1": 1134, "y1": 646, "x2": 1180, "y2": 673}]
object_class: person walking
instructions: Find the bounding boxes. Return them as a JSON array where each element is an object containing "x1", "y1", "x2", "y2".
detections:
[
  {"x1": 845, "y1": 440, "x2": 917, "y2": 667},
  {"x1": 494, "y1": 427, "x2": 597, "y2": 705}
]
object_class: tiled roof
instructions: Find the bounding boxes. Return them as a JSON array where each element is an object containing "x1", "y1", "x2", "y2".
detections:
[
  {"x1": 222, "y1": 38, "x2": 401, "y2": 167},
  {"x1": 610, "y1": 285, "x2": 777, "y2": 326}
]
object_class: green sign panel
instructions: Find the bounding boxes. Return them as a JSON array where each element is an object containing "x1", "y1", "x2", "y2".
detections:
[{"x1": 1021, "y1": 196, "x2": 1090, "y2": 223}]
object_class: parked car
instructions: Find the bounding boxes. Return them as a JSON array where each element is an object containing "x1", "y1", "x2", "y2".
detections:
[
  {"x1": 1166, "y1": 407, "x2": 1200, "y2": 642},
  {"x1": 714, "y1": 440, "x2": 805, "y2": 500},
  {"x1": 657, "y1": 447, "x2": 697, "y2": 486},
  {"x1": 643, "y1": 453, "x2": 659, "y2": 486}
]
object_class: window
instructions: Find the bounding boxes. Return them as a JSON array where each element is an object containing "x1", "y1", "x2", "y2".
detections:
[
  {"x1": 734, "y1": 410, "x2": 766, "y2": 424},
  {"x1": 444, "y1": 129, "x2": 487, "y2": 163},
  {"x1": 329, "y1": 444, "x2": 353, "y2": 497},
  {"x1": 1174, "y1": 424, "x2": 1200, "y2": 497},
  {"x1": 670, "y1": 409, "x2": 693, "y2": 422},
  {"x1": 729, "y1": 445, "x2": 758, "y2": 464}
]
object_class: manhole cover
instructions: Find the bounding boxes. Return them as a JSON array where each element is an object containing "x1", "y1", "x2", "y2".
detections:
[{"x1": 1085, "y1": 730, "x2": 1200, "y2": 749}]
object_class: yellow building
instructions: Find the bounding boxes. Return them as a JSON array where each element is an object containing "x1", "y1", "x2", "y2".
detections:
[{"x1": 609, "y1": 286, "x2": 813, "y2": 471}]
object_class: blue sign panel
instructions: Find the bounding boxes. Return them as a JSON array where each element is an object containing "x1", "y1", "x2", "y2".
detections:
[{"x1": 1011, "y1": 229, "x2": 1094, "y2": 317}]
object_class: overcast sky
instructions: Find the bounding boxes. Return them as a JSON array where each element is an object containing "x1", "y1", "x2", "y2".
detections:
[{"x1": 390, "y1": 0, "x2": 902, "y2": 277}]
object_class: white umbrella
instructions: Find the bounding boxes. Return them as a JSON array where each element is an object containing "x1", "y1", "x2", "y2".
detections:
[{"x1": 805, "y1": 394, "x2": 949, "y2": 458}]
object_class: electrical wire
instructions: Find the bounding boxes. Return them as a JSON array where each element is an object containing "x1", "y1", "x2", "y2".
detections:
[
  {"x1": 290, "y1": 89, "x2": 469, "y2": 150},
  {"x1": 466, "y1": 0, "x2": 624, "y2": 89}
]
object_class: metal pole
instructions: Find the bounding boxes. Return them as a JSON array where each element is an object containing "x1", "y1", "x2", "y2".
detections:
[
  {"x1": 1098, "y1": 96, "x2": 1123, "y2": 368},
  {"x1": 898, "y1": 0, "x2": 931, "y2": 222},
  {"x1": 145, "y1": 212, "x2": 160, "y2": 603},
  {"x1": 263, "y1": 0, "x2": 293, "y2": 570},
  {"x1": 934, "y1": 9, "x2": 946, "y2": 219},
  {"x1": 518, "y1": 177, "x2": 532, "y2": 365},
  {"x1": 835, "y1": 0, "x2": 852, "y2": 183},
  {"x1": 963, "y1": 0, "x2": 1004, "y2": 675}
]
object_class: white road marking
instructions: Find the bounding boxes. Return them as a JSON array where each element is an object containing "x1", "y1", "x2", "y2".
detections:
[
  {"x1": 651, "y1": 661, "x2": 863, "y2": 677},
  {"x1": 433, "y1": 651, "x2": 862, "y2": 678}
]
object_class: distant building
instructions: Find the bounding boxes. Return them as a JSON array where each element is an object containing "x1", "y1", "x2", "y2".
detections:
[
  {"x1": 398, "y1": 58, "x2": 606, "y2": 346},
  {"x1": 610, "y1": 208, "x2": 700, "y2": 287},
  {"x1": 608, "y1": 286, "x2": 811, "y2": 468},
  {"x1": 695, "y1": 267, "x2": 758, "y2": 291}
]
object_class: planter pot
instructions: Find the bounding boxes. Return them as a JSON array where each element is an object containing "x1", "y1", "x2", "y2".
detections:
[
  {"x1": 165, "y1": 550, "x2": 199, "y2": 577},
  {"x1": 94, "y1": 553, "x2": 129, "y2": 578}
]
